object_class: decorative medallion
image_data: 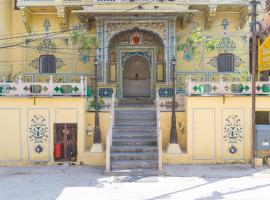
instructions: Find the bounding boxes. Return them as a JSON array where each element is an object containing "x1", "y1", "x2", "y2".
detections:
[
  {"x1": 229, "y1": 145, "x2": 238, "y2": 154},
  {"x1": 183, "y1": 50, "x2": 193, "y2": 62},
  {"x1": 223, "y1": 115, "x2": 243, "y2": 155},
  {"x1": 99, "y1": 88, "x2": 113, "y2": 98},
  {"x1": 80, "y1": 53, "x2": 90, "y2": 64},
  {"x1": 29, "y1": 115, "x2": 48, "y2": 154},
  {"x1": 130, "y1": 32, "x2": 143, "y2": 45},
  {"x1": 159, "y1": 88, "x2": 173, "y2": 97}
]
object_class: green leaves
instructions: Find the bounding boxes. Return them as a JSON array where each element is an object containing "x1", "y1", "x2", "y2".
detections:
[
  {"x1": 231, "y1": 65, "x2": 250, "y2": 83},
  {"x1": 70, "y1": 29, "x2": 100, "y2": 57},
  {"x1": 177, "y1": 27, "x2": 218, "y2": 61}
]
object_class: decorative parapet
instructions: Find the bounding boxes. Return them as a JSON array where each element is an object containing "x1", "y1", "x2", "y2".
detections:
[
  {"x1": 187, "y1": 77, "x2": 270, "y2": 96},
  {"x1": 17, "y1": 0, "x2": 249, "y2": 7},
  {"x1": 0, "y1": 76, "x2": 87, "y2": 97}
]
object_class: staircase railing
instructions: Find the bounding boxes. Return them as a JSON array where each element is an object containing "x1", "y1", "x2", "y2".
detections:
[
  {"x1": 105, "y1": 92, "x2": 115, "y2": 172},
  {"x1": 156, "y1": 91, "x2": 163, "y2": 171}
]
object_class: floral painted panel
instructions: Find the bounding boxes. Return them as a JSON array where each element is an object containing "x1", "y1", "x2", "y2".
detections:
[
  {"x1": 29, "y1": 115, "x2": 48, "y2": 154},
  {"x1": 28, "y1": 109, "x2": 50, "y2": 161},
  {"x1": 222, "y1": 113, "x2": 244, "y2": 158}
]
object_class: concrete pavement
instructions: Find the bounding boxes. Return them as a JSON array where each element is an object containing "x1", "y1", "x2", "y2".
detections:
[{"x1": 0, "y1": 164, "x2": 270, "y2": 200}]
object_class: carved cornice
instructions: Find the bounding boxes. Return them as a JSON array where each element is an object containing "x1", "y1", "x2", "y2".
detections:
[
  {"x1": 205, "y1": 5, "x2": 217, "y2": 30},
  {"x1": 56, "y1": 6, "x2": 69, "y2": 31},
  {"x1": 239, "y1": 6, "x2": 249, "y2": 29},
  {"x1": 20, "y1": 7, "x2": 32, "y2": 33}
]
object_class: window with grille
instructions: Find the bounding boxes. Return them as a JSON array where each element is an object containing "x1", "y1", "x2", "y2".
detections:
[
  {"x1": 256, "y1": 112, "x2": 270, "y2": 124},
  {"x1": 217, "y1": 53, "x2": 235, "y2": 72},
  {"x1": 39, "y1": 55, "x2": 56, "y2": 73}
]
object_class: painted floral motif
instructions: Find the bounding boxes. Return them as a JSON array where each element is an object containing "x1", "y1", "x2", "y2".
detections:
[
  {"x1": 208, "y1": 55, "x2": 244, "y2": 69},
  {"x1": 29, "y1": 57, "x2": 65, "y2": 70},
  {"x1": 223, "y1": 115, "x2": 243, "y2": 154},
  {"x1": 37, "y1": 39, "x2": 57, "y2": 54},
  {"x1": 29, "y1": 115, "x2": 48, "y2": 153},
  {"x1": 224, "y1": 115, "x2": 243, "y2": 143},
  {"x1": 216, "y1": 37, "x2": 236, "y2": 53},
  {"x1": 28, "y1": 19, "x2": 65, "y2": 70}
]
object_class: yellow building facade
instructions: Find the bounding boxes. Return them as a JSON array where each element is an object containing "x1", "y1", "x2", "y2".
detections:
[{"x1": 1, "y1": 0, "x2": 269, "y2": 174}]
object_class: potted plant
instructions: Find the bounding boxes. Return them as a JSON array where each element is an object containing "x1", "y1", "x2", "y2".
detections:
[
  {"x1": 4, "y1": 65, "x2": 20, "y2": 82},
  {"x1": 88, "y1": 98, "x2": 105, "y2": 111}
]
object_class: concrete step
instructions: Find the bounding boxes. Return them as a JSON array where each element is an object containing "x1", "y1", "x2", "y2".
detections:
[
  {"x1": 111, "y1": 160, "x2": 158, "y2": 170},
  {"x1": 115, "y1": 116, "x2": 156, "y2": 121},
  {"x1": 111, "y1": 146, "x2": 158, "y2": 153},
  {"x1": 112, "y1": 138, "x2": 157, "y2": 146},
  {"x1": 105, "y1": 169, "x2": 161, "y2": 176},
  {"x1": 111, "y1": 152, "x2": 158, "y2": 161},
  {"x1": 115, "y1": 110, "x2": 155, "y2": 114},
  {"x1": 113, "y1": 134, "x2": 156, "y2": 139},
  {"x1": 113, "y1": 127, "x2": 157, "y2": 132},
  {"x1": 114, "y1": 122, "x2": 156, "y2": 127}
]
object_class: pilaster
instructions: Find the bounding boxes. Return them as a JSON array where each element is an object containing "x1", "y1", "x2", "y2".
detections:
[
  {"x1": 205, "y1": 5, "x2": 217, "y2": 30},
  {"x1": 20, "y1": 7, "x2": 32, "y2": 33},
  {"x1": 56, "y1": 6, "x2": 69, "y2": 31}
]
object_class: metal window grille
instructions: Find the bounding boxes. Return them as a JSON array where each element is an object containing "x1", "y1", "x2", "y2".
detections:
[
  {"x1": 217, "y1": 53, "x2": 235, "y2": 72},
  {"x1": 256, "y1": 111, "x2": 270, "y2": 125},
  {"x1": 39, "y1": 55, "x2": 56, "y2": 73}
]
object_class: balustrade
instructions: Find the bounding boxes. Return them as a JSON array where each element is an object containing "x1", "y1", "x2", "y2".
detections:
[
  {"x1": 105, "y1": 92, "x2": 115, "y2": 172},
  {"x1": 0, "y1": 75, "x2": 87, "y2": 97},
  {"x1": 187, "y1": 75, "x2": 270, "y2": 96},
  {"x1": 156, "y1": 90, "x2": 162, "y2": 171}
]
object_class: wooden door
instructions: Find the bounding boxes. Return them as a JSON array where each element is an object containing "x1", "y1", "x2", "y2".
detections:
[{"x1": 54, "y1": 123, "x2": 77, "y2": 162}]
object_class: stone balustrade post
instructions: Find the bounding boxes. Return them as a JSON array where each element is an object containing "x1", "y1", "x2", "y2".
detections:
[
  {"x1": 219, "y1": 75, "x2": 223, "y2": 95},
  {"x1": 49, "y1": 75, "x2": 53, "y2": 96},
  {"x1": 80, "y1": 76, "x2": 84, "y2": 96},
  {"x1": 18, "y1": 75, "x2": 22, "y2": 96}
]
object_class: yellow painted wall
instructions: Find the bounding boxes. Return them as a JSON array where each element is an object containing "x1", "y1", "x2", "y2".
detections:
[
  {"x1": 0, "y1": 97, "x2": 88, "y2": 165},
  {"x1": 84, "y1": 112, "x2": 111, "y2": 166},
  {"x1": 163, "y1": 96, "x2": 270, "y2": 164},
  {"x1": 176, "y1": 13, "x2": 249, "y2": 73},
  {"x1": 0, "y1": 97, "x2": 113, "y2": 166},
  {"x1": 160, "y1": 112, "x2": 186, "y2": 151}
]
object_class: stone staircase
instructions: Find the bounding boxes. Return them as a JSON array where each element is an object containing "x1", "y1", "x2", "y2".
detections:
[{"x1": 109, "y1": 105, "x2": 159, "y2": 176}]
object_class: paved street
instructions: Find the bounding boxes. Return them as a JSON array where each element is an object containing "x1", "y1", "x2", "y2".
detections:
[{"x1": 0, "y1": 164, "x2": 270, "y2": 200}]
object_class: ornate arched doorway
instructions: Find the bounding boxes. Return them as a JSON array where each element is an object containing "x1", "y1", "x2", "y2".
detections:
[
  {"x1": 107, "y1": 28, "x2": 165, "y2": 98},
  {"x1": 123, "y1": 56, "x2": 151, "y2": 97}
]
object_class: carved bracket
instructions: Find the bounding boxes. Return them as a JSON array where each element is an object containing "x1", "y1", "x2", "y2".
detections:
[
  {"x1": 56, "y1": 6, "x2": 69, "y2": 31},
  {"x1": 180, "y1": 13, "x2": 195, "y2": 29},
  {"x1": 205, "y1": 5, "x2": 217, "y2": 30},
  {"x1": 240, "y1": 6, "x2": 249, "y2": 29},
  {"x1": 20, "y1": 7, "x2": 32, "y2": 33}
]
